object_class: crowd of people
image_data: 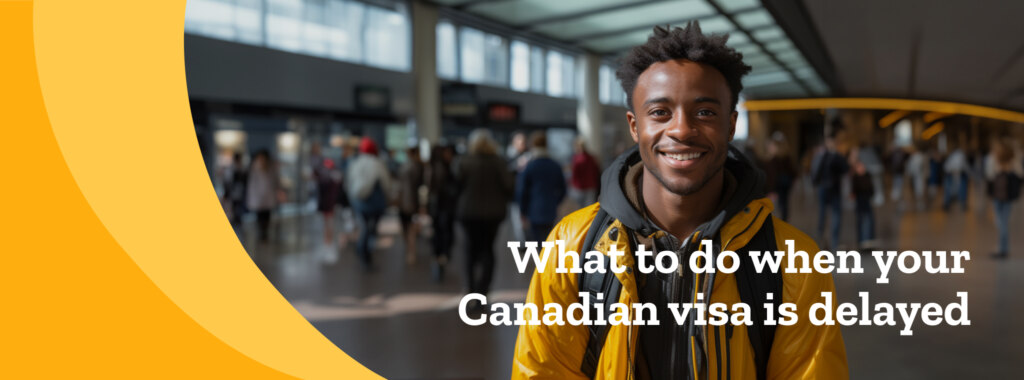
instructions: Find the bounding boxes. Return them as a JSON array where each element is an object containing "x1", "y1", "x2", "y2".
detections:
[
  {"x1": 216, "y1": 125, "x2": 1022, "y2": 303},
  {"x1": 746, "y1": 123, "x2": 1022, "y2": 258},
  {"x1": 217, "y1": 129, "x2": 603, "y2": 301}
]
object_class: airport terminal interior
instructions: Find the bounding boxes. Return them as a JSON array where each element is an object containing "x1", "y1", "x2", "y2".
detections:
[{"x1": 186, "y1": 0, "x2": 1024, "y2": 378}]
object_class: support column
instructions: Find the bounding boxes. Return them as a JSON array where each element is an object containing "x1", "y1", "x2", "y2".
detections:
[
  {"x1": 577, "y1": 53, "x2": 604, "y2": 163},
  {"x1": 411, "y1": 1, "x2": 441, "y2": 144}
]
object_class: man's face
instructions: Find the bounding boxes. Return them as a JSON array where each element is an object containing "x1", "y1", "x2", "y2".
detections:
[{"x1": 627, "y1": 59, "x2": 737, "y2": 196}]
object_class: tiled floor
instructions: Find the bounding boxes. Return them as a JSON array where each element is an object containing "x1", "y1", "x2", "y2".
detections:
[{"x1": 240, "y1": 182, "x2": 1024, "y2": 379}]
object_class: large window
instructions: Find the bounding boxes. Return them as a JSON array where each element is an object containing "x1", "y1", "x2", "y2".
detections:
[
  {"x1": 185, "y1": 0, "x2": 411, "y2": 72},
  {"x1": 599, "y1": 64, "x2": 627, "y2": 106},
  {"x1": 509, "y1": 40, "x2": 530, "y2": 92},
  {"x1": 529, "y1": 46, "x2": 546, "y2": 94},
  {"x1": 457, "y1": 27, "x2": 509, "y2": 87},
  {"x1": 364, "y1": 6, "x2": 411, "y2": 71},
  {"x1": 483, "y1": 34, "x2": 509, "y2": 87},
  {"x1": 436, "y1": 21, "x2": 458, "y2": 79},
  {"x1": 458, "y1": 27, "x2": 486, "y2": 84},
  {"x1": 438, "y1": 19, "x2": 577, "y2": 98},
  {"x1": 546, "y1": 50, "x2": 575, "y2": 98}
]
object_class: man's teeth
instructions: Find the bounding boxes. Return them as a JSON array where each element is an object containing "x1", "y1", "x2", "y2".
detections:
[{"x1": 664, "y1": 152, "x2": 703, "y2": 161}]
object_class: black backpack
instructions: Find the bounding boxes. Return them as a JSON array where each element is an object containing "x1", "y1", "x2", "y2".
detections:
[
  {"x1": 989, "y1": 171, "x2": 1022, "y2": 202},
  {"x1": 577, "y1": 209, "x2": 782, "y2": 380}
]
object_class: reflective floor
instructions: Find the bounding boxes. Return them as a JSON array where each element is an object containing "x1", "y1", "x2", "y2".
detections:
[{"x1": 240, "y1": 182, "x2": 1024, "y2": 379}]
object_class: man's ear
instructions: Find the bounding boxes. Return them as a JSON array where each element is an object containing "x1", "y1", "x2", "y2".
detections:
[
  {"x1": 627, "y1": 111, "x2": 639, "y2": 143},
  {"x1": 728, "y1": 110, "x2": 738, "y2": 142}
]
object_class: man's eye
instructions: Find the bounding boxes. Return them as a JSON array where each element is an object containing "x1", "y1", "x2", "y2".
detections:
[
  {"x1": 650, "y1": 109, "x2": 669, "y2": 117},
  {"x1": 697, "y1": 109, "x2": 716, "y2": 117}
]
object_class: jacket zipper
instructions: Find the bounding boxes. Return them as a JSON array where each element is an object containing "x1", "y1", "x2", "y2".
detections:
[
  {"x1": 725, "y1": 312, "x2": 733, "y2": 380},
  {"x1": 714, "y1": 324, "x2": 723, "y2": 380}
]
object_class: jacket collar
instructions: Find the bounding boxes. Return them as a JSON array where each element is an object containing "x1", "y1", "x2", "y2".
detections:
[{"x1": 597, "y1": 144, "x2": 770, "y2": 245}]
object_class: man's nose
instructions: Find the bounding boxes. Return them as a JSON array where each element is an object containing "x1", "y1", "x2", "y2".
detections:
[{"x1": 664, "y1": 113, "x2": 699, "y2": 141}]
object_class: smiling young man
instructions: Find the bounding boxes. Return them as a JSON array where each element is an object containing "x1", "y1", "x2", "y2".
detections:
[{"x1": 512, "y1": 23, "x2": 848, "y2": 380}]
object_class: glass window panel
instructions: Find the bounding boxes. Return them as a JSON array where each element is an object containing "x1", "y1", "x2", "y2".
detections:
[
  {"x1": 776, "y1": 50, "x2": 805, "y2": 66},
  {"x1": 561, "y1": 54, "x2": 576, "y2": 98},
  {"x1": 765, "y1": 39, "x2": 794, "y2": 54},
  {"x1": 726, "y1": 32, "x2": 750, "y2": 46},
  {"x1": 266, "y1": 0, "x2": 304, "y2": 52},
  {"x1": 546, "y1": 50, "x2": 563, "y2": 97},
  {"x1": 534, "y1": 1, "x2": 715, "y2": 40},
  {"x1": 302, "y1": 0, "x2": 328, "y2": 56},
  {"x1": 599, "y1": 64, "x2": 612, "y2": 104},
  {"x1": 696, "y1": 16, "x2": 735, "y2": 35},
  {"x1": 364, "y1": 5, "x2": 411, "y2": 71},
  {"x1": 529, "y1": 46, "x2": 545, "y2": 93},
  {"x1": 735, "y1": 9, "x2": 773, "y2": 30},
  {"x1": 460, "y1": 27, "x2": 485, "y2": 83},
  {"x1": 792, "y1": 65, "x2": 817, "y2": 79},
  {"x1": 510, "y1": 40, "x2": 530, "y2": 92},
  {"x1": 771, "y1": 47, "x2": 798, "y2": 59},
  {"x1": 743, "y1": 70, "x2": 792, "y2": 88},
  {"x1": 235, "y1": 0, "x2": 264, "y2": 45},
  {"x1": 185, "y1": 0, "x2": 237, "y2": 41},
  {"x1": 749, "y1": 61, "x2": 780, "y2": 74},
  {"x1": 437, "y1": 21, "x2": 458, "y2": 79},
  {"x1": 325, "y1": 0, "x2": 364, "y2": 62},
  {"x1": 752, "y1": 26, "x2": 785, "y2": 42},
  {"x1": 483, "y1": 33, "x2": 508, "y2": 87},
  {"x1": 717, "y1": 0, "x2": 759, "y2": 12},
  {"x1": 735, "y1": 43, "x2": 763, "y2": 57}
]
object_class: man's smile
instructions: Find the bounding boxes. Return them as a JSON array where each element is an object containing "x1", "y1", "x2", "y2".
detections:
[{"x1": 656, "y1": 145, "x2": 708, "y2": 170}]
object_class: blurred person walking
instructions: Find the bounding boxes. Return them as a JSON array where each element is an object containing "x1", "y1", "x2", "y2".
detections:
[
  {"x1": 516, "y1": 131, "x2": 567, "y2": 242},
  {"x1": 397, "y1": 146, "x2": 425, "y2": 265},
  {"x1": 943, "y1": 143, "x2": 969, "y2": 211},
  {"x1": 506, "y1": 131, "x2": 531, "y2": 242},
  {"x1": 246, "y1": 149, "x2": 282, "y2": 242},
  {"x1": 311, "y1": 142, "x2": 342, "y2": 248},
  {"x1": 455, "y1": 129, "x2": 512, "y2": 301},
  {"x1": 336, "y1": 139, "x2": 357, "y2": 247},
  {"x1": 888, "y1": 145, "x2": 909, "y2": 202},
  {"x1": 568, "y1": 137, "x2": 601, "y2": 209},
  {"x1": 346, "y1": 137, "x2": 392, "y2": 271},
  {"x1": 906, "y1": 144, "x2": 930, "y2": 211},
  {"x1": 810, "y1": 127, "x2": 848, "y2": 250},
  {"x1": 506, "y1": 130, "x2": 532, "y2": 175},
  {"x1": 850, "y1": 151, "x2": 876, "y2": 248},
  {"x1": 927, "y1": 147, "x2": 945, "y2": 202},
  {"x1": 223, "y1": 152, "x2": 248, "y2": 225},
  {"x1": 427, "y1": 144, "x2": 459, "y2": 282},
  {"x1": 855, "y1": 144, "x2": 885, "y2": 206},
  {"x1": 764, "y1": 132, "x2": 797, "y2": 221},
  {"x1": 987, "y1": 140, "x2": 1022, "y2": 259}
]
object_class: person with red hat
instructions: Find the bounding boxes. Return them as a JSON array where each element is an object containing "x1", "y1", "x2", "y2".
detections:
[{"x1": 346, "y1": 136, "x2": 392, "y2": 271}]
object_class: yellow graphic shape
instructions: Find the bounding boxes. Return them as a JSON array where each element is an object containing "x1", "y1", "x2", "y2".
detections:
[{"x1": 1, "y1": 1, "x2": 380, "y2": 378}]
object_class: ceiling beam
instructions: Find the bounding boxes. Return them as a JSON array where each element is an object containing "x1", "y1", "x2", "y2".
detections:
[
  {"x1": 704, "y1": 0, "x2": 814, "y2": 96},
  {"x1": 760, "y1": 0, "x2": 844, "y2": 95},
  {"x1": 520, "y1": 0, "x2": 671, "y2": 30},
  {"x1": 453, "y1": 0, "x2": 516, "y2": 11},
  {"x1": 565, "y1": 7, "x2": 747, "y2": 44}
]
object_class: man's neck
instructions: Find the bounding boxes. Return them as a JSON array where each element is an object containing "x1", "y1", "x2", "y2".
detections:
[{"x1": 641, "y1": 170, "x2": 724, "y2": 243}]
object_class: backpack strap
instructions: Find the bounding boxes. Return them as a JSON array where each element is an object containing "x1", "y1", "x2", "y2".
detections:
[
  {"x1": 734, "y1": 216, "x2": 782, "y2": 380},
  {"x1": 578, "y1": 208, "x2": 624, "y2": 379},
  {"x1": 578, "y1": 210, "x2": 783, "y2": 380}
]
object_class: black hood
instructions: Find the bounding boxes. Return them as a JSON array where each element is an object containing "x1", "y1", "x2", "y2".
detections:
[{"x1": 597, "y1": 143, "x2": 767, "y2": 239}]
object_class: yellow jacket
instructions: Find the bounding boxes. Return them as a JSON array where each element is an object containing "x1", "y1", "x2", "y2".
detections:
[{"x1": 511, "y1": 199, "x2": 848, "y2": 379}]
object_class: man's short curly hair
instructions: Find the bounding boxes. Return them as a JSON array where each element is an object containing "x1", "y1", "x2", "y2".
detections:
[{"x1": 616, "y1": 22, "x2": 752, "y2": 111}]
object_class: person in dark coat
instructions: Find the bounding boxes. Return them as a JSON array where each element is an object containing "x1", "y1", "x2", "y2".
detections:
[
  {"x1": 397, "y1": 146, "x2": 425, "y2": 265},
  {"x1": 516, "y1": 131, "x2": 567, "y2": 242},
  {"x1": 427, "y1": 144, "x2": 459, "y2": 282},
  {"x1": 455, "y1": 129, "x2": 513, "y2": 299}
]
